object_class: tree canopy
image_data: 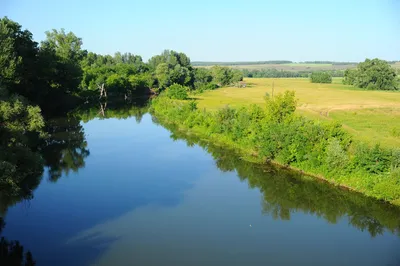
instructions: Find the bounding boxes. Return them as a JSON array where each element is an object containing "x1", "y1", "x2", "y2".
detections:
[{"x1": 343, "y1": 59, "x2": 398, "y2": 90}]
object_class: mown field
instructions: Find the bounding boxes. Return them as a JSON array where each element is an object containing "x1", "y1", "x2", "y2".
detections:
[{"x1": 194, "y1": 78, "x2": 400, "y2": 148}]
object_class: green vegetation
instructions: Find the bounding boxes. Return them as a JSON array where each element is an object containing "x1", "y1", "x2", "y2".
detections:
[
  {"x1": 310, "y1": 72, "x2": 332, "y2": 83},
  {"x1": 151, "y1": 91, "x2": 400, "y2": 204},
  {"x1": 1, "y1": 15, "x2": 400, "y2": 211},
  {"x1": 192, "y1": 60, "x2": 293, "y2": 66},
  {"x1": 195, "y1": 78, "x2": 400, "y2": 147},
  {"x1": 343, "y1": 58, "x2": 398, "y2": 90},
  {"x1": 163, "y1": 123, "x2": 400, "y2": 237},
  {"x1": 242, "y1": 69, "x2": 345, "y2": 78},
  {"x1": 166, "y1": 84, "x2": 189, "y2": 100}
]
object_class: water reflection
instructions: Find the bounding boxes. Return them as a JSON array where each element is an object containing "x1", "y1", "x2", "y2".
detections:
[
  {"x1": 161, "y1": 122, "x2": 400, "y2": 238},
  {"x1": 2, "y1": 101, "x2": 400, "y2": 266},
  {"x1": 40, "y1": 116, "x2": 89, "y2": 182},
  {"x1": 0, "y1": 217, "x2": 35, "y2": 266},
  {"x1": 75, "y1": 98, "x2": 149, "y2": 123}
]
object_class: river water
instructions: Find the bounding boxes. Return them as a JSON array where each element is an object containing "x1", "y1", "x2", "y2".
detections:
[{"x1": 2, "y1": 104, "x2": 400, "y2": 266}]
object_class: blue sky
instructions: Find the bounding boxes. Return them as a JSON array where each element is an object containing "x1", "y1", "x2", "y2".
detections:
[{"x1": 1, "y1": 0, "x2": 399, "y2": 62}]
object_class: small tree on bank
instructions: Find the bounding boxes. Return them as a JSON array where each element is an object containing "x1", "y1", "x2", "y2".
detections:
[
  {"x1": 166, "y1": 83, "x2": 188, "y2": 100},
  {"x1": 310, "y1": 72, "x2": 332, "y2": 83}
]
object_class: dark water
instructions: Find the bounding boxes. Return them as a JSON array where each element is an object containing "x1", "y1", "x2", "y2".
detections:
[{"x1": 2, "y1": 104, "x2": 400, "y2": 266}]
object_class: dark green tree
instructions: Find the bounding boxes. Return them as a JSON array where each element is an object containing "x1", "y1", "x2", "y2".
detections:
[{"x1": 343, "y1": 59, "x2": 397, "y2": 90}]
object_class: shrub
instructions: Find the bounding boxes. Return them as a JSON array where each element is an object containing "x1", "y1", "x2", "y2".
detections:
[
  {"x1": 353, "y1": 144, "x2": 391, "y2": 174},
  {"x1": 310, "y1": 72, "x2": 332, "y2": 83},
  {"x1": 325, "y1": 138, "x2": 349, "y2": 171},
  {"x1": 166, "y1": 83, "x2": 188, "y2": 100}
]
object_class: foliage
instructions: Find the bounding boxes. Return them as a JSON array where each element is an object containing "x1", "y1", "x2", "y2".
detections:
[
  {"x1": 166, "y1": 84, "x2": 188, "y2": 100},
  {"x1": 310, "y1": 72, "x2": 332, "y2": 83},
  {"x1": 343, "y1": 59, "x2": 398, "y2": 90},
  {"x1": 0, "y1": 88, "x2": 45, "y2": 195},
  {"x1": 210, "y1": 66, "x2": 243, "y2": 86},
  {"x1": 325, "y1": 139, "x2": 349, "y2": 170},
  {"x1": 264, "y1": 90, "x2": 297, "y2": 123},
  {"x1": 151, "y1": 91, "x2": 400, "y2": 203},
  {"x1": 242, "y1": 69, "x2": 345, "y2": 78}
]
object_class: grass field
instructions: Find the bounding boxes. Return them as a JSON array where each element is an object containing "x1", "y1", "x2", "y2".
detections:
[{"x1": 194, "y1": 78, "x2": 400, "y2": 147}]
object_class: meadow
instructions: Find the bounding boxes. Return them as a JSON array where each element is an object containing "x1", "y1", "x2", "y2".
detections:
[{"x1": 194, "y1": 78, "x2": 400, "y2": 148}]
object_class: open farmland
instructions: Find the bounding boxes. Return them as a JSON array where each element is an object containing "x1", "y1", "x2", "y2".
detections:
[{"x1": 195, "y1": 78, "x2": 400, "y2": 147}]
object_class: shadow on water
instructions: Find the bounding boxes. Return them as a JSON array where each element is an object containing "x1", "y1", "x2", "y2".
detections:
[{"x1": 159, "y1": 121, "x2": 400, "y2": 239}]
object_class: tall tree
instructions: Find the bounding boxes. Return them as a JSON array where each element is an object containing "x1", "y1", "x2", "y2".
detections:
[
  {"x1": 343, "y1": 59, "x2": 397, "y2": 90},
  {"x1": 40, "y1": 29, "x2": 85, "y2": 95},
  {"x1": 0, "y1": 17, "x2": 40, "y2": 103}
]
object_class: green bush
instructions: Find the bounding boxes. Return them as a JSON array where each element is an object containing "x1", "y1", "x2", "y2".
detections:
[
  {"x1": 310, "y1": 72, "x2": 332, "y2": 83},
  {"x1": 325, "y1": 138, "x2": 349, "y2": 171},
  {"x1": 353, "y1": 144, "x2": 390, "y2": 174},
  {"x1": 166, "y1": 84, "x2": 188, "y2": 100}
]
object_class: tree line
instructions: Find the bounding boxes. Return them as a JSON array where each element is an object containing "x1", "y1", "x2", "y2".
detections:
[
  {"x1": 192, "y1": 60, "x2": 293, "y2": 66},
  {"x1": 242, "y1": 69, "x2": 345, "y2": 78},
  {"x1": 0, "y1": 16, "x2": 244, "y2": 205}
]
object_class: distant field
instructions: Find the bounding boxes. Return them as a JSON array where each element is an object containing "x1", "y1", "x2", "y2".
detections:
[{"x1": 194, "y1": 78, "x2": 400, "y2": 148}]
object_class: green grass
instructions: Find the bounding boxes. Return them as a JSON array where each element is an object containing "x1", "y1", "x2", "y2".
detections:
[{"x1": 194, "y1": 78, "x2": 400, "y2": 148}]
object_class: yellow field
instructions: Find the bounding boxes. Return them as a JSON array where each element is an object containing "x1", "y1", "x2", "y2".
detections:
[{"x1": 195, "y1": 78, "x2": 400, "y2": 147}]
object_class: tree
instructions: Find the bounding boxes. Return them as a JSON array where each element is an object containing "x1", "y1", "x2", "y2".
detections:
[
  {"x1": 40, "y1": 29, "x2": 85, "y2": 95},
  {"x1": 166, "y1": 84, "x2": 188, "y2": 100},
  {"x1": 265, "y1": 90, "x2": 297, "y2": 123},
  {"x1": 343, "y1": 69, "x2": 358, "y2": 85},
  {"x1": 0, "y1": 17, "x2": 40, "y2": 103},
  {"x1": 310, "y1": 72, "x2": 332, "y2": 83},
  {"x1": 343, "y1": 59, "x2": 397, "y2": 90}
]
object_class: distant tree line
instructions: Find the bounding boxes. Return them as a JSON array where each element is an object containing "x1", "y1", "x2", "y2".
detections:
[
  {"x1": 192, "y1": 60, "x2": 293, "y2": 66},
  {"x1": 300, "y1": 61, "x2": 358, "y2": 65},
  {"x1": 242, "y1": 69, "x2": 345, "y2": 78}
]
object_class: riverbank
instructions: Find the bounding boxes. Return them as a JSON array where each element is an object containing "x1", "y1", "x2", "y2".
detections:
[{"x1": 150, "y1": 93, "x2": 400, "y2": 205}]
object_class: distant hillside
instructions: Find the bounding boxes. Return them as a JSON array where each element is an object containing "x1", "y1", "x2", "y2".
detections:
[
  {"x1": 192, "y1": 60, "x2": 399, "y2": 67},
  {"x1": 192, "y1": 61, "x2": 293, "y2": 66}
]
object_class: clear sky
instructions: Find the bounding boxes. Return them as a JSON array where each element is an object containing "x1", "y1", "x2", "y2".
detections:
[{"x1": 1, "y1": 0, "x2": 399, "y2": 62}]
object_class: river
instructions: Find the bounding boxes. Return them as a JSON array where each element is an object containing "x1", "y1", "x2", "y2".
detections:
[{"x1": 1, "y1": 103, "x2": 400, "y2": 266}]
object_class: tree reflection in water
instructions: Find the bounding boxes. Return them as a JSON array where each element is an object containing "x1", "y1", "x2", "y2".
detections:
[{"x1": 162, "y1": 121, "x2": 400, "y2": 238}]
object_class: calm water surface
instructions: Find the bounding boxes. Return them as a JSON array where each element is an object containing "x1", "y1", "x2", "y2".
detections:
[{"x1": 2, "y1": 107, "x2": 400, "y2": 266}]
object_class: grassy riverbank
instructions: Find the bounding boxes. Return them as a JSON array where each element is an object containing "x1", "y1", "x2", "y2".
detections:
[
  {"x1": 195, "y1": 78, "x2": 400, "y2": 148},
  {"x1": 150, "y1": 93, "x2": 400, "y2": 205}
]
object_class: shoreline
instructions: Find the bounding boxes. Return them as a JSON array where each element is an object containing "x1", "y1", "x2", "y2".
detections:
[{"x1": 153, "y1": 114, "x2": 400, "y2": 207}]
